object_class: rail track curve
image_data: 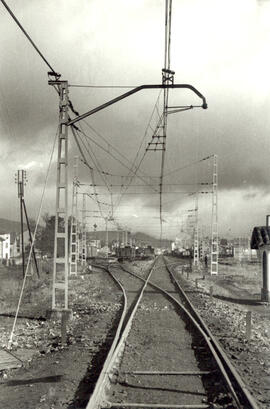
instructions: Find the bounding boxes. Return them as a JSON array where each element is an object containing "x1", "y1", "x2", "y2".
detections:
[{"x1": 86, "y1": 256, "x2": 259, "y2": 409}]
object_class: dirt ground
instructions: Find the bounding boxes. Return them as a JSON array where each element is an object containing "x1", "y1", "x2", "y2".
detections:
[{"x1": 0, "y1": 263, "x2": 122, "y2": 409}]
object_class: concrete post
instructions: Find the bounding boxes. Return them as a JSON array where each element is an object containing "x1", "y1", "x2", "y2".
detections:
[{"x1": 261, "y1": 249, "x2": 270, "y2": 301}]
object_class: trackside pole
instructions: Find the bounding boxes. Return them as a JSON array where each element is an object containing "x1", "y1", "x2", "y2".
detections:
[
  {"x1": 82, "y1": 193, "x2": 87, "y2": 266},
  {"x1": 70, "y1": 156, "x2": 79, "y2": 275},
  {"x1": 193, "y1": 192, "x2": 199, "y2": 268},
  {"x1": 210, "y1": 154, "x2": 218, "y2": 275},
  {"x1": 49, "y1": 77, "x2": 72, "y2": 342},
  {"x1": 16, "y1": 170, "x2": 27, "y2": 277}
]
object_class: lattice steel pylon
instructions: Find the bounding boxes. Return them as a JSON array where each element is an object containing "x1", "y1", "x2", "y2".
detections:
[
  {"x1": 146, "y1": 0, "x2": 173, "y2": 246},
  {"x1": 50, "y1": 79, "x2": 69, "y2": 310},
  {"x1": 69, "y1": 156, "x2": 79, "y2": 275},
  {"x1": 116, "y1": 229, "x2": 120, "y2": 248},
  {"x1": 210, "y1": 154, "x2": 218, "y2": 275},
  {"x1": 199, "y1": 225, "x2": 206, "y2": 261},
  {"x1": 193, "y1": 192, "x2": 199, "y2": 267},
  {"x1": 81, "y1": 193, "x2": 87, "y2": 266}
]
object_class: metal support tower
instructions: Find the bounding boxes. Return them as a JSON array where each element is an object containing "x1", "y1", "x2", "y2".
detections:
[
  {"x1": 81, "y1": 193, "x2": 87, "y2": 266},
  {"x1": 51, "y1": 80, "x2": 69, "y2": 310},
  {"x1": 116, "y1": 229, "x2": 120, "y2": 248},
  {"x1": 193, "y1": 192, "x2": 199, "y2": 267},
  {"x1": 199, "y1": 225, "x2": 206, "y2": 261},
  {"x1": 145, "y1": 0, "x2": 173, "y2": 246},
  {"x1": 69, "y1": 156, "x2": 79, "y2": 275},
  {"x1": 210, "y1": 154, "x2": 218, "y2": 275}
]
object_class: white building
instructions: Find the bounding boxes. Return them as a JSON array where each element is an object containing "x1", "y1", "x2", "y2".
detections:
[{"x1": 0, "y1": 230, "x2": 30, "y2": 262}]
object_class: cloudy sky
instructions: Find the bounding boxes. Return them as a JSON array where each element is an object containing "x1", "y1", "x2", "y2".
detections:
[{"x1": 1, "y1": 0, "x2": 270, "y2": 239}]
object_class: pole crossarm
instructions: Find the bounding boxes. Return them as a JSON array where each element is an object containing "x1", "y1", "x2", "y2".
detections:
[{"x1": 65, "y1": 83, "x2": 208, "y2": 126}]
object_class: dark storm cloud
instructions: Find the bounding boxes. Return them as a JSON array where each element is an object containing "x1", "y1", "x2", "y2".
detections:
[{"x1": 1, "y1": 0, "x2": 270, "y2": 236}]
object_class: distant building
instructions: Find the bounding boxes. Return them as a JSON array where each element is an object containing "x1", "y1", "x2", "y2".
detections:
[
  {"x1": 0, "y1": 230, "x2": 30, "y2": 262},
  {"x1": 89, "y1": 239, "x2": 101, "y2": 249}
]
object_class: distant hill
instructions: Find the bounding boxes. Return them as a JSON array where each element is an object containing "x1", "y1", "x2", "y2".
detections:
[
  {"x1": 133, "y1": 232, "x2": 172, "y2": 249},
  {"x1": 0, "y1": 218, "x2": 27, "y2": 234},
  {"x1": 87, "y1": 230, "x2": 172, "y2": 249}
]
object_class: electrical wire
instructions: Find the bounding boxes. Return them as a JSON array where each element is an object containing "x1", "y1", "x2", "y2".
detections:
[
  {"x1": 69, "y1": 84, "x2": 137, "y2": 89},
  {"x1": 0, "y1": 0, "x2": 58, "y2": 76},
  {"x1": 79, "y1": 126, "x2": 112, "y2": 195},
  {"x1": 112, "y1": 91, "x2": 163, "y2": 212},
  {"x1": 76, "y1": 126, "x2": 159, "y2": 193},
  {"x1": 8, "y1": 126, "x2": 59, "y2": 349},
  {"x1": 75, "y1": 130, "x2": 106, "y2": 218},
  {"x1": 80, "y1": 182, "x2": 210, "y2": 187},
  {"x1": 86, "y1": 191, "x2": 211, "y2": 195},
  {"x1": 78, "y1": 126, "x2": 114, "y2": 217},
  {"x1": 164, "y1": 155, "x2": 214, "y2": 177},
  {"x1": 81, "y1": 116, "x2": 160, "y2": 184}
]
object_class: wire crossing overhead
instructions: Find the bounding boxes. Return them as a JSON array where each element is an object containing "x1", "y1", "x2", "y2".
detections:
[{"x1": 0, "y1": 0, "x2": 59, "y2": 77}]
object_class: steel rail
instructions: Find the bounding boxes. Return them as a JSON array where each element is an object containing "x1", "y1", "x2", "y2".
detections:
[
  {"x1": 86, "y1": 263, "x2": 128, "y2": 409},
  {"x1": 87, "y1": 257, "x2": 258, "y2": 409},
  {"x1": 86, "y1": 259, "x2": 157, "y2": 409},
  {"x1": 94, "y1": 261, "x2": 214, "y2": 409},
  {"x1": 163, "y1": 256, "x2": 260, "y2": 409},
  {"x1": 118, "y1": 260, "x2": 257, "y2": 409}
]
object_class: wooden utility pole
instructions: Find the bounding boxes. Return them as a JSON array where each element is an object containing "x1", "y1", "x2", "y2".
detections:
[{"x1": 16, "y1": 170, "x2": 26, "y2": 277}]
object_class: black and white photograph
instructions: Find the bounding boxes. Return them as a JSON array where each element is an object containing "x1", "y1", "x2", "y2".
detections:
[{"x1": 0, "y1": 1, "x2": 269, "y2": 408}]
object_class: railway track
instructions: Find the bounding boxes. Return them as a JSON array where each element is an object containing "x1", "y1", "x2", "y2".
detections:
[{"x1": 87, "y1": 256, "x2": 259, "y2": 409}]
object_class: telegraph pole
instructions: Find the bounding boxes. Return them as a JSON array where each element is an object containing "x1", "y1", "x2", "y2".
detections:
[
  {"x1": 15, "y1": 170, "x2": 39, "y2": 278},
  {"x1": 16, "y1": 170, "x2": 26, "y2": 277}
]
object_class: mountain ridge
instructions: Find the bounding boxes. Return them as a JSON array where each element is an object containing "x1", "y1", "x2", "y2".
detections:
[{"x1": 0, "y1": 218, "x2": 27, "y2": 234}]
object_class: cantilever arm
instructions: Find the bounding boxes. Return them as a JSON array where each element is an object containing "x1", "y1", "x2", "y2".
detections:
[{"x1": 67, "y1": 83, "x2": 207, "y2": 126}]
